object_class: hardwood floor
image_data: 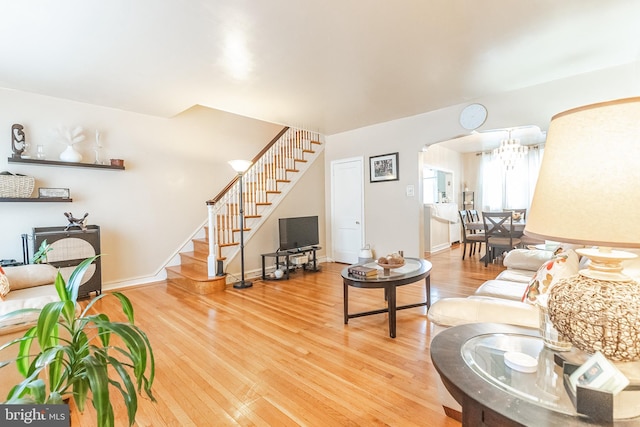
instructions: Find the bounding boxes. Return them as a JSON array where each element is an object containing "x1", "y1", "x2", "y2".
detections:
[{"x1": 71, "y1": 244, "x2": 503, "y2": 426}]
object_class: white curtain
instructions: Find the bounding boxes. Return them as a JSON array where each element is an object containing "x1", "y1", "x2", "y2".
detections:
[{"x1": 478, "y1": 145, "x2": 545, "y2": 212}]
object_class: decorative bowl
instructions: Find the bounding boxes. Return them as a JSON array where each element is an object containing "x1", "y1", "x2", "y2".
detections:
[{"x1": 375, "y1": 259, "x2": 405, "y2": 271}]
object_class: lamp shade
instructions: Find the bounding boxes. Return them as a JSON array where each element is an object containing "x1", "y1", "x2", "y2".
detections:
[
  {"x1": 524, "y1": 97, "x2": 640, "y2": 248},
  {"x1": 228, "y1": 159, "x2": 252, "y2": 173}
]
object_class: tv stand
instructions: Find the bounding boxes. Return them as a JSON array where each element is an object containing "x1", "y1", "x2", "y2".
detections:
[{"x1": 261, "y1": 246, "x2": 321, "y2": 280}]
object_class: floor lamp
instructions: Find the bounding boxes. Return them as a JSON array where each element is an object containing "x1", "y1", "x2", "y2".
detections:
[{"x1": 229, "y1": 160, "x2": 253, "y2": 289}]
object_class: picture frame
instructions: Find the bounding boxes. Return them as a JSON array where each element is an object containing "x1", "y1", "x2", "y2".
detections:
[
  {"x1": 369, "y1": 152, "x2": 399, "y2": 183},
  {"x1": 38, "y1": 187, "x2": 70, "y2": 199},
  {"x1": 568, "y1": 351, "x2": 629, "y2": 394}
]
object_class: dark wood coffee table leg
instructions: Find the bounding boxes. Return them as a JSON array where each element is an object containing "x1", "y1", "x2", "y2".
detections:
[
  {"x1": 425, "y1": 275, "x2": 431, "y2": 308},
  {"x1": 387, "y1": 284, "x2": 396, "y2": 338},
  {"x1": 343, "y1": 280, "x2": 349, "y2": 324}
]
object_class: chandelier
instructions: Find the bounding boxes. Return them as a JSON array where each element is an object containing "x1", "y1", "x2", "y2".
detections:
[{"x1": 493, "y1": 130, "x2": 528, "y2": 170}]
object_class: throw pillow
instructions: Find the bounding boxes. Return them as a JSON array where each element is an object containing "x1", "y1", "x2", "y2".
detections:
[
  {"x1": 522, "y1": 249, "x2": 579, "y2": 305},
  {"x1": 0, "y1": 266, "x2": 10, "y2": 300}
]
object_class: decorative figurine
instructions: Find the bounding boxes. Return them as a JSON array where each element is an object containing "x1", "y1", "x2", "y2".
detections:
[
  {"x1": 64, "y1": 212, "x2": 89, "y2": 231},
  {"x1": 11, "y1": 124, "x2": 25, "y2": 159}
]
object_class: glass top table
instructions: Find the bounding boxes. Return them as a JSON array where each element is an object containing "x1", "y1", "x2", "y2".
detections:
[
  {"x1": 341, "y1": 257, "x2": 432, "y2": 338},
  {"x1": 462, "y1": 333, "x2": 577, "y2": 416},
  {"x1": 431, "y1": 323, "x2": 640, "y2": 426}
]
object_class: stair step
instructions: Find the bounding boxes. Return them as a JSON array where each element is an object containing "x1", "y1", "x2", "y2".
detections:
[
  {"x1": 192, "y1": 238, "x2": 209, "y2": 255},
  {"x1": 179, "y1": 251, "x2": 208, "y2": 273},
  {"x1": 220, "y1": 242, "x2": 239, "y2": 248},
  {"x1": 166, "y1": 265, "x2": 227, "y2": 294}
]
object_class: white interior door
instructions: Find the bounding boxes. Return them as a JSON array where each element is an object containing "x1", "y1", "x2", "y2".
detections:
[{"x1": 331, "y1": 157, "x2": 364, "y2": 264}]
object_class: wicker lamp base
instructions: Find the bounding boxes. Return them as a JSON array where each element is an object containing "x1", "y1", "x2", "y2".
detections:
[{"x1": 548, "y1": 275, "x2": 640, "y2": 361}]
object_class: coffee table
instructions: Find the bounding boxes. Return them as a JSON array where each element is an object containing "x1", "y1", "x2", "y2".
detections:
[
  {"x1": 430, "y1": 323, "x2": 640, "y2": 426},
  {"x1": 341, "y1": 257, "x2": 432, "y2": 338}
]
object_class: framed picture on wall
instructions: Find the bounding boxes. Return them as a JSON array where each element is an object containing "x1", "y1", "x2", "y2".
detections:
[{"x1": 369, "y1": 152, "x2": 399, "y2": 183}]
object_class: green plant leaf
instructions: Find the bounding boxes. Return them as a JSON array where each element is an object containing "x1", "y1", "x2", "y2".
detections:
[
  {"x1": 72, "y1": 377, "x2": 89, "y2": 412},
  {"x1": 67, "y1": 256, "x2": 100, "y2": 304},
  {"x1": 112, "y1": 292, "x2": 135, "y2": 324},
  {"x1": 47, "y1": 391, "x2": 64, "y2": 404},
  {"x1": 26, "y1": 378, "x2": 46, "y2": 403},
  {"x1": 16, "y1": 327, "x2": 37, "y2": 377},
  {"x1": 106, "y1": 355, "x2": 137, "y2": 426},
  {"x1": 95, "y1": 313, "x2": 111, "y2": 347},
  {"x1": 83, "y1": 354, "x2": 114, "y2": 427},
  {"x1": 0, "y1": 307, "x2": 41, "y2": 324},
  {"x1": 48, "y1": 349, "x2": 64, "y2": 392},
  {"x1": 95, "y1": 322, "x2": 146, "y2": 385},
  {"x1": 6, "y1": 369, "x2": 45, "y2": 402},
  {"x1": 36, "y1": 301, "x2": 66, "y2": 350}
]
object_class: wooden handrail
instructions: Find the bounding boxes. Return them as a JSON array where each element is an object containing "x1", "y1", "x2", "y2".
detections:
[{"x1": 206, "y1": 126, "x2": 290, "y2": 205}]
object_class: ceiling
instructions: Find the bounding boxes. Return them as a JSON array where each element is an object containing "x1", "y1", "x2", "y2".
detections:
[{"x1": 1, "y1": 1, "x2": 639, "y2": 136}]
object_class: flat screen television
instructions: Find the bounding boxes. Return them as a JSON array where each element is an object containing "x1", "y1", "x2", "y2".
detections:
[{"x1": 278, "y1": 215, "x2": 319, "y2": 250}]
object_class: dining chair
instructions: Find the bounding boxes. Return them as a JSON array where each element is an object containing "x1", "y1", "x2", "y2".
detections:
[
  {"x1": 482, "y1": 211, "x2": 522, "y2": 266},
  {"x1": 458, "y1": 210, "x2": 484, "y2": 260},
  {"x1": 502, "y1": 208, "x2": 545, "y2": 247},
  {"x1": 467, "y1": 209, "x2": 481, "y2": 222}
]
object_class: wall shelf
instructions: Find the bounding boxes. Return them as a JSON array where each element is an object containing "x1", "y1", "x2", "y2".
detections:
[
  {"x1": 7, "y1": 157, "x2": 124, "y2": 170},
  {"x1": 0, "y1": 197, "x2": 72, "y2": 202}
]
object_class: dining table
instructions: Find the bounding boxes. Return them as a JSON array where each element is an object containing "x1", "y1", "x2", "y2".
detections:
[{"x1": 465, "y1": 219, "x2": 527, "y2": 263}]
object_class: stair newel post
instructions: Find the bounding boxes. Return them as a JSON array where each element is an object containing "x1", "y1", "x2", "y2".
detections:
[{"x1": 207, "y1": 203, "x2": 219, "y2": 277}]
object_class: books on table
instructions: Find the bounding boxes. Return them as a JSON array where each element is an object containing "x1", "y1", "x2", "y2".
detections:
[{"x1": 348, "y1": 265, "x2": 378, "y2": 278}]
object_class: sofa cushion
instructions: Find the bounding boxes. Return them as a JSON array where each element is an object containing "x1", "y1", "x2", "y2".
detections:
[
  {"x1": 0, "y1": 267, "x2": 9, "y2": 300},
  {"x1": 0, "y1": 285, "x2": 59, "y2": 331},
  {"x1": 522, "y1": 249, "x2": 580, "y2": 305},
  {"x1": 495, "y1": 268, "x2": 536, "y2": 283},
  {"x1": 503, "y1": 248, "x2": 554, "y2": 271},
  {"x1": 475, "y1": 279, "x2": 529, "y2": 301},
  {"x1": 427, "y1": 296, "x2": 539, "y2": 328},
  {"x1": 2, "y1": 264, "x2": 57, "y2": 291}
]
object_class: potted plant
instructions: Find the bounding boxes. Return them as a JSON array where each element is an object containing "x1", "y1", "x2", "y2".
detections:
[
  {"x1": 32, "y1": 239, "x2": 52, "y2": 264},
  {"x1": 0, "y1": 256, "x2": 155, "y2": 427}
]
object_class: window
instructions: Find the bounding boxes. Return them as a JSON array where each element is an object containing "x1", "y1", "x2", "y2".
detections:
[{"x1": 479, "y1": 146, "x2": 545, "y2": 211}]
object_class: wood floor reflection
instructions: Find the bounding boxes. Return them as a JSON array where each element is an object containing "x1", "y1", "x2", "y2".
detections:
[{"x1": 71, "y1": 244, "x2": 502, "y2": 426}]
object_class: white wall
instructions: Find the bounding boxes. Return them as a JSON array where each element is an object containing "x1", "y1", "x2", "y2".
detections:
[
  {"x1": 323, "y1": 63, "x2": 640, "y2": 260},
  {"x1": 0, "y1": 90, "x2": 283, "y2": 287}
]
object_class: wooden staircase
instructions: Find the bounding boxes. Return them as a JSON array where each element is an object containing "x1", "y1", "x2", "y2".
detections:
[
  {"x1": 165, "y1": 229, "x2": 226, "y2": 294},
  {"x1": 165, "y1": 127, "x2": 323, "y2": 294}
]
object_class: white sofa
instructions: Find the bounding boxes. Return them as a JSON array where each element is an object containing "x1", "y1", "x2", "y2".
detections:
[
  {"x1": 0, "y1": 263, "x2": 59, "y2": 398},
  {"x1": 428, "y1": 248, "x2": 554, "y2": 333}
]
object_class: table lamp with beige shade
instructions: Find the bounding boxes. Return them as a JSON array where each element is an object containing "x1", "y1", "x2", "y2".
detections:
[{"x1": 524, "y1": 97, "x2": 640, "y2": 362}]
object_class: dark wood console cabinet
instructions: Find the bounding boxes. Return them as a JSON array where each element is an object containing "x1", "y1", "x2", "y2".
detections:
[{"x1": 33, "y1": 225, "x2": 102, "y2": 299}]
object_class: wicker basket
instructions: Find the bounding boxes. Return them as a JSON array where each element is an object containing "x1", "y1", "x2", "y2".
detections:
[{"x1": 0, "y1": 172, "x2": 35, "y2": 198}]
